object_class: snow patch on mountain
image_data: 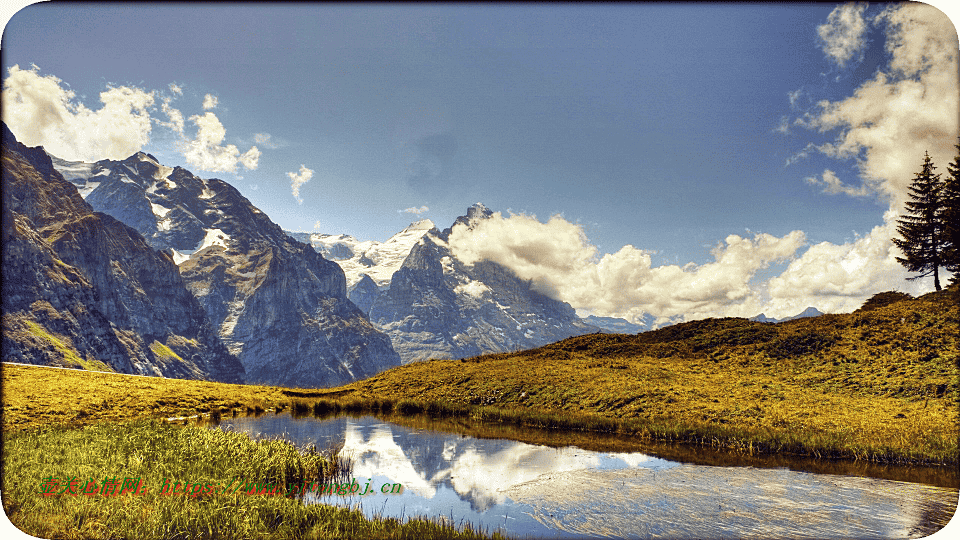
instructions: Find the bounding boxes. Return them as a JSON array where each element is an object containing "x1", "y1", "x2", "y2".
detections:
[
  {"x1": 150, "y1": 202, "x2": 171, "y2": 218},
  {"x1": 49, "y1": 156, "x2": 95, "y2": 181},
  {"x1": 198, "y1": 228, "x2": 230, "y2": 251},
  {"x1": 170, "y1": 249, "x2": 194, "y2": 265},
  {"x1": 288, "y1": 219, "x2": 435, "y2": 289},
  {"x1": 454, "y1": 280, "x2": 490, "y2": 298}
]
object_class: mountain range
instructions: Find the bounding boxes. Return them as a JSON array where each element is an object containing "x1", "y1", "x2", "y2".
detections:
[
  {"x1": 749, "y1": 307, "x2": 824, "y2": 324},
  {"x1": 6, "y1": 120, "x2": 824, "y2": 386},
  {"x1": 332, "y1": 203, "x2": 600, "y2": 363},
  {"x1": 43, "y1": 139, "x2": 400, "y2": 387}
]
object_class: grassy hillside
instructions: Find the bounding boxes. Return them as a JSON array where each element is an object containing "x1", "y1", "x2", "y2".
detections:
[
  {"x1": 329, "y1": 289, "x2": 958, "y2": 465},
  {"x1": 0, "y1": 364, "x2": 304, "y2": 432},
  {"x1": 2, "y1": 289, "x2": 956, "y2": 466}
]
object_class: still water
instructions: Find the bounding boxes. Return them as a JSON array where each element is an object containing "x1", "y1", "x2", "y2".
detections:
[{"x1": 213, "y1": 413, "x2": 958, "y2": 539}]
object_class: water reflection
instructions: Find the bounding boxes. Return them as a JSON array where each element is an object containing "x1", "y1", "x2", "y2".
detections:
[{"x1": 215, "y1": 414, "x2": 958, "y2": 539}]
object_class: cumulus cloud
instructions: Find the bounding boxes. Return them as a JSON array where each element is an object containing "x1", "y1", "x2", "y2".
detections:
[
  {"x1": 1, "y1": 66, "x2": 263, "y2": 173},
  {"x1": 804, "y1": 169, "x2": 872, "y2": 197},
  {"x1": 769, "y1": 3, "x2": 958, "y2": 313},
  {"x1": 402, "y1": 206, "x2": 430, "y2": 215},
  {"x1": 288, "y1": 164, "x2": 314, "y2": 204},
  {"x1": 804, "y1": 3, "x2": 958, "y2": 207},
  {"x1": 448, "y1": 212, "x2": 807, "y2": 324},
  {"x1": 764, "y1": 210, "x2": 934, "y2": 315},
  {"x1": 176, "y1": 111, "x2": 261, "y2": 173},
  {"x1": 1, "y1": 64, "x2": 155, "y2": 161},
  {"x1": 817, "y1": 2, "x2": 869, "y2": 67},
  {"x1": 441, "y1": 5, "x2": 955, "y2": 323},
  {"x1": 202, "y1": 93, "x2": 218, "y2": 110}
]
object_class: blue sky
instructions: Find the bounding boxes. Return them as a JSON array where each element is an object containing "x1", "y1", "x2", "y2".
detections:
[{"x1": 2, "y1": 2, "x2": 958, "y2": 322}]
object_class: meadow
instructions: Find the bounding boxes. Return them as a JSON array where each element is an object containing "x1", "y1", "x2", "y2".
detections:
[
  {"x1": 326, "y1": 289, "x2": 958, "y2": 466},
  {"x1": 2, "y1": 288, "x2": 957, "y2": 538}
]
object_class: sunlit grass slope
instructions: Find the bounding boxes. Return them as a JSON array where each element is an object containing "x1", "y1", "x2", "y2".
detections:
[
  {"x1": 332, "y1": 289, "x2": 958, "y2": 465},
  {"x1": 0, "y1": 364, "x2": 307, "y2": 432},
  {"x1": 2, "y1": 289, "x2": 956, "y2": 466}
]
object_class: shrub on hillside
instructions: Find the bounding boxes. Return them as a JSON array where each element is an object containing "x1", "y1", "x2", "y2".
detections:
[{"x1": 856, "y1": 291, "x2": 913, "y2": 312}]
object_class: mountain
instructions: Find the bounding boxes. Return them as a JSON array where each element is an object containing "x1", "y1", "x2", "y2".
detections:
[
  {"x1": 287, "y1": 219, "x2": 435, "y2": 288},
  {"x1": 2, "y1": 123, "x2": 244, "y2": 382},
  {"x1": 51, "y1": 151, "x2": 401, "y2": 388},
  {"x1": 750, "y1": 307, "x2": 824, "y2": 324},
  {"x1": 348, "y1": 274, "x2": 380, "y2": 314},
  {"x1": 366, "y1": 203, "x2": 600, "y2": 363},
  {"x1": 581, "y1": 314, "x2": 652, "y2": 334}
]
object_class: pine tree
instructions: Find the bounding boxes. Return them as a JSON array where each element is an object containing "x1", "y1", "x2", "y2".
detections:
[
  {"x1": 893, "y1": 151, "x2": 945, "y2": 291},
  {"x1": 942, "y1": 143, "x2": 960, "y2": 285}
]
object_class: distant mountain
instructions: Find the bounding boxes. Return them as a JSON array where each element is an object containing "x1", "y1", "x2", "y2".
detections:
[
  {"x1": 582, "y1": 315, "x2": 653, "y2": 334},
  {"x1": 2, "y1": 123, "x2": 244, "y2": 382},
  {"x1": 750, "y1": 307, "x2": 824, "y2": 324},
  {"x1": 51, "y1": 151, "x2": 400, "y2": 387},
  {"x1": 287, "y1": 220, "x2": 435, "y2": 290},
  {"x1": 366, "y1": 203, "x2": 600, "y2": 363}
]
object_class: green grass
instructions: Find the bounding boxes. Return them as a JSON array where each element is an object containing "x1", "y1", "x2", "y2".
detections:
[
  {"x1": 328, "y1": 288, "x2": 959, "y2": 466},
  {"x1": 1, "y1": 420, "x2": 506, "y2": 540},
  {"x1": 0, "y1": 363, "x2": 340, "y2": 431},
  {"x1": 23, "y1": 320, "x2": 114, "y2": 372},
  {"x1": 149, "y1": 340, "x2": 185, "y2": 366}
]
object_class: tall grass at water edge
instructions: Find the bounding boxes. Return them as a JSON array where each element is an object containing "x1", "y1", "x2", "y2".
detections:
[{"x1": 1, "y1": 420, "x2": 505, "y2": 540}]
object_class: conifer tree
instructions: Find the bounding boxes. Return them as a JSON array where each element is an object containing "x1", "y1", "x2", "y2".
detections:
[
  {"x1": 893, "y1": 151, "x2": 945, "y2": 291},
  {"x1": 942, "y1": 143, "x2": 960, "y2": 285}
]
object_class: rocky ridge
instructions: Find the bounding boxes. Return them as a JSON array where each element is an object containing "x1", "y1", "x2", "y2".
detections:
[
  {"x1": 51, "y1": 151, "x2": 401, "y2": 387},
  {"x1": 2, "y1": 123, "x2": 244, "y2": 382},
  {"x1": 367, "y1": 203, "x2": 600, "y2": 363}
]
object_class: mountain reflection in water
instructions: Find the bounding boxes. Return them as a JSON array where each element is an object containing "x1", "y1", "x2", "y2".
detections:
[{"x1": 215, "y1": 414, "x2": 958, "y2": 539}]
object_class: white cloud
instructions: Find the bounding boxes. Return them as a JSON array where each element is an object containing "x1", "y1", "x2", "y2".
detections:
[
  {"x1": 448, "y1": 212, "x2": 807, "y2": 324},
  {"x1": 817, "y1": 2, "x2": 869, "y2": 67},
  {"x1": 788, "y1": 88, "x2": 803, "y2": 108},
  {"x1": 251, "y1": 132, "x2": 287, "y2": 150},
  {"x1": 158, "y1": 96, "x2": 184, "y2": 135},
  {"x1": 767, "y1": 3, "x2": 958, "y2": 314},
  {"x1": 402, "y1": 205, "x2": 430, "y2": 215},
  {"x1": 764, "y1": 210, "x2": 935, "y2": 315},
  {"x1": 202, "y1": 93, "x2": 218, "y2": 110},
  {"x1": 1, "y1": 64, "x2": 155, "y2": 161},
  {"x1": 169, "y1": 83, "x2": 183, "y2": 96},
  {"x1": 806, "y1": 3, "x2": 958, "y2": 208},
  {"x1": 804, "y1": 169, "x2": 872, "y2": 197},
  {"x1": 288, "y1": 164, "x2": 314, "y2": 204},
  {"x1": 177, "y1": 112, "x2": 260, "y2": 173}
]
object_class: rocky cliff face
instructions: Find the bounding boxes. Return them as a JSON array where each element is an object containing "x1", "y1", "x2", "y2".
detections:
[
  {"x1": 348, "y1": 274, "x2": 380, "y2": 315},
  {"x1": 368, "y1": 204, "x2": 599, "y2": 363},
  {"x1": 53, "y1": 150, "x2": 401, "y2": 387},
  {"x1": 2, "y1": 123, "x2": 244, "y2": 382}
]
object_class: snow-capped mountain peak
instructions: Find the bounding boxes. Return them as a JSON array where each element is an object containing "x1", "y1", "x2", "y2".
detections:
[{"x1": 288, "y1": 219, "x2": 437, "y2": 289}]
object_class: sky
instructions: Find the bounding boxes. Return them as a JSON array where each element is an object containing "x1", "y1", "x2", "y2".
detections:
[{"x1": 2, "y1": 1, "x2": 959, "y2": 324}]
